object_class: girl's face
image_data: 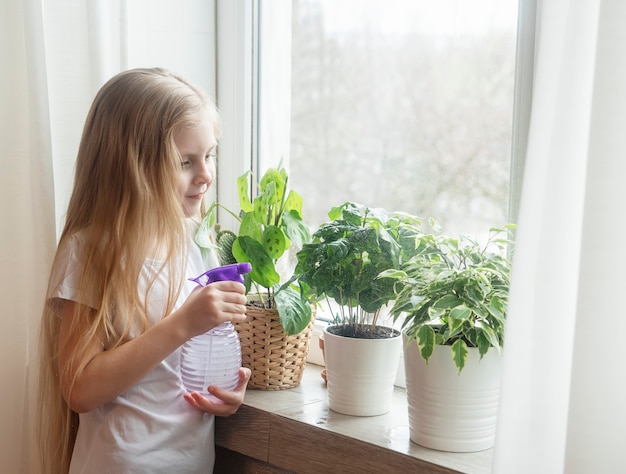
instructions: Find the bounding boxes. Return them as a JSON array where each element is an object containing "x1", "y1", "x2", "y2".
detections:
[{"x1": 174, "y1": 118, "x2": 217, "y2": 218}]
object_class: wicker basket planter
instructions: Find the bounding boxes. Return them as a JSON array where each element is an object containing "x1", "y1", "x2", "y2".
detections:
[{"x1": 234, "y1": 302, "x2": 315, "y2": 390}]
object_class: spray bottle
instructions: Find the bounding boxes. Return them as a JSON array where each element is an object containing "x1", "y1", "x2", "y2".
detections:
[{"x1": 180, "y1": 262, "x2": 252, "y2": 396}]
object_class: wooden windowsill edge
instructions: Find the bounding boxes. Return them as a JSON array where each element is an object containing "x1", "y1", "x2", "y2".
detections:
[{"x1": 215, "y1": 363, "x2": 492, "y2": 473}]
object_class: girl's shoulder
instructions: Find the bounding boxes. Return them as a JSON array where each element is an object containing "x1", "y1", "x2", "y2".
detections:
[
  {"x1": 54, "y1": 231, "x2": 87, "y2": 269},
  {"x1": 47, "y1": 230, "x2": 98, "y2": 311}
]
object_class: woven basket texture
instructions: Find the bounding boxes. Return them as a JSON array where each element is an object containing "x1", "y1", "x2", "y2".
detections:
[{"x1": 235, "y1": 303, "x2": 315, "y2": 390}]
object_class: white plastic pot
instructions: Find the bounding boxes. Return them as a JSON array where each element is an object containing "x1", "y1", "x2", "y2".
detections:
[
  {"x1": 324, "y1": 325, "x2": 402, "y2": 416},
  {"x1": 404, "y1": 333, "x2": 503, "y2": 452}
]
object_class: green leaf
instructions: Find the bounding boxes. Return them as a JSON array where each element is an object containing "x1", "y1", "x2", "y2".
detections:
[
  {"x1": 259, "y1": 168, "x2": 286, "y2": 205},
  {"x1": 451, "y1": 338, "x2": 469, "y2": 373},
  {"x1": 194, "y1": 209, "x2": 215, "y2": 249},
  {"x1": 238, "y1": 212, "x2": 263, "y2": 241},
  {"x1": 281, "y1": 209, "x2": 311, "y2": 249},
  {"x1": 237, "y1": 171, "x2": 253, "y2": 213},
  {"x1": 254, "y1": 183, "x2": 273, "y2": 223},
  {"x1": 447, "y1": 315, "x2": 465, "y2": 338},
  {"x1": 476, "y1": 330, "x2": 492, "y2": 357},
  {"x1": 432, "y1": 294, "x2": 463, "y2": 311},
  {"x1": 416, "y1": 324, "x2": 436, "y2": 361},
  {"x1": 449, "y1": 304, "x2": 471, "y2": 321},
  {"x1": 487, "y1": 296, "x2": 506, "y2": 323},
  {"x1": 275, "y1": 286, "x2": 312, "y2": 335},
  {"x1": 377, "y1": 269, "x2": 407, "y2": 280},
  {"x1": 262, "y1": 225, "x2": 287, "y2": 259},
  {"x1": 232, "y1": 236, "x2": 279, "y2": 288},
  {"x1": 284, "y1": 190, "x2": 304, "y2": 216},
  {"x1": 326, "y1": 206, "x2": 341, "y2": 221},
  {"x1": 478, "y1": 325, "x2": 501, "y2": 351}
]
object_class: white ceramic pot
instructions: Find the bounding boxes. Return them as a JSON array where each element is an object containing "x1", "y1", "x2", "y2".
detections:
[
  {"x1": 324, "y1": 325, "x2": 402, "y2": 416},
  {"x1": 404, "y1": 333, "x2": 503, "y2": 452}
]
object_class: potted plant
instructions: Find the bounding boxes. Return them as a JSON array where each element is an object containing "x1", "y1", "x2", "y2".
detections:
[
  {"x1": 196, "y1": 167, "x2": 315, "y2": 390},
  {"x1": 295, "y1": 202, "x2": 422, "y2": 416},
  {"x1": 380, "y1": 223, "x2": 515, "y2": 451}
]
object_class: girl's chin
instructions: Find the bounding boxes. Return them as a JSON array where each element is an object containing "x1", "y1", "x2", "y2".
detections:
[{"x1": 182, "y1": 202, "x2": 201, "y2": 217}]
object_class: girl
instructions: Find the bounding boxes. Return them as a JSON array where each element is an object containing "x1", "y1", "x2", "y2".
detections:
[{"x1": 36, "y1": 68, "x2": 250, "y2": 473}]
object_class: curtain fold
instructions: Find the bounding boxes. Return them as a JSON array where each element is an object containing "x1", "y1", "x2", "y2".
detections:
[
  {"x1": 563, "y1": 0, "x2": 626, "y2": 470},
  {"x1": 1, "y1": 1, "x2": 55, "y2": 472},
  {"x1": 45, "y1": 0, "x2": 125, "y2": 224},
  {"x1": 494, "y1": 0, "x2": 626, "y2": 471},
  {"x1": 1, "y1": 1, "x2": 125, "y2": 471}
]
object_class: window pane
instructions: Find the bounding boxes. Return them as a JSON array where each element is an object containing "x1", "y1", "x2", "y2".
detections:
[{"x1": 289, "y1": 0, "x2": 518, "y2": 237}]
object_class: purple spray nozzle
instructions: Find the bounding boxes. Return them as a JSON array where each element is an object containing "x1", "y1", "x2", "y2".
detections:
[{"x1": 189, "y1": 262, "x2": 252, "y2": 287}]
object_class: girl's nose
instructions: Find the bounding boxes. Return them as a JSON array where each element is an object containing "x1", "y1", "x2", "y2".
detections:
[{"x1": 195, "y1": 160, "x2": 214, "y2": 185}]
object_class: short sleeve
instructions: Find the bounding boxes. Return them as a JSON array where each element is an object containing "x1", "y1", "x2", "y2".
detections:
[{"x1": 47, "y1": 233, "x2": 99, "y2": 314}]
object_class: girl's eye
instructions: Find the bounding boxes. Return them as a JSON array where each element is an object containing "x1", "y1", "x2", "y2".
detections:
[
  {"x1": 205, "y1": 153, "x2": 216, "y2": 163},
  {"x1": 180, "y1": 160, "x2": 191, "y2": 169}
]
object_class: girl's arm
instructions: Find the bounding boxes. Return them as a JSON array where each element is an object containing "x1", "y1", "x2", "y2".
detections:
[{"x1": 57, "y1": 280, "x2": 247, "y2": 413}]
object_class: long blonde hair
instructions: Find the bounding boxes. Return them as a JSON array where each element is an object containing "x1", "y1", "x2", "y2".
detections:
[{"x1": 36, "y1": 68, "x2": 221, "y2": 473}]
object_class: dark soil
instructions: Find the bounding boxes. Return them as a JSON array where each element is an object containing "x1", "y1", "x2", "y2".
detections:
[
  {"x1": 246, "y1": 296, "x2": 276, "y2": 309},
  {"x1": 326, "y1": 324, "x2": 400, "y2": 340}
]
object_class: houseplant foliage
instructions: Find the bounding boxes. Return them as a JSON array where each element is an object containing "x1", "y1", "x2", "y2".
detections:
[
  {"x1": 196, "y1": 167, "x2": 312, "y2": 335},
  {"x1": 295, "y1": 201, "x2": 422, "y2": 338},
  {"x1": 295, "y1": 202, "x2": 425, "y2": 415},
  {"x1": 381, "y1": 223, "x2": 515, "y2": 372}
]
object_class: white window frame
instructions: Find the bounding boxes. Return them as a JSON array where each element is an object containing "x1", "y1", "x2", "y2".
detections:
[
  {"x1": 509, "y1": 0, "x2": 536, "y2": 224},
  {"x1": 215, "y1": 0, "x2": 293, "y2": 187},
  {"x1": 214, "y1": 0, "x2": 256, "y2": 231}
]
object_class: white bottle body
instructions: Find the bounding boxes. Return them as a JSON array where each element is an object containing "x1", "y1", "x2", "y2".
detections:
[{"x1": 180, "y1": 322, "x2": 242, "y2": 396}]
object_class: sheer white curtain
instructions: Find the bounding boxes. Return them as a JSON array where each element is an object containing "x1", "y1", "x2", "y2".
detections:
[
  {"x1": 0, "y1": 1, "x2": 216, "y2": 472},
  {"x1": 1, "y1": 1, "x2": 125, "y2": 472},
  {"x1": 1, "y1": 1, "x2": 54, "y2": 472},
  {"x1": 494, "y1": 0, "x2": 626, "y2": 472}
]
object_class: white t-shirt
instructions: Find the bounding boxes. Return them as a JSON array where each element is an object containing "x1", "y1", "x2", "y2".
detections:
[{"x1": 47, "y1": 220, "x2": 220, "y2": 474}]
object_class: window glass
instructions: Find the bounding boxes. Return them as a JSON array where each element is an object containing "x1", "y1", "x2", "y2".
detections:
[{"x1": 287, "y1": 0, "x2": 518, "y2": 238}]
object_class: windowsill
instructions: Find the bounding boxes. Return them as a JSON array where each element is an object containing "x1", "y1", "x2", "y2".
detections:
[{"x1": 215, "y1": 363, "x2": 492, "y2": 473}]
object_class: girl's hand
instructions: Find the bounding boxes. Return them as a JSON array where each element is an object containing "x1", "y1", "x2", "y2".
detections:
[
  {"x1": 181, "y1": 281, "x2": 248, "y2": 338},
  {"x1": 183, "y1": 367, "x2": 252, "y2": 416}
]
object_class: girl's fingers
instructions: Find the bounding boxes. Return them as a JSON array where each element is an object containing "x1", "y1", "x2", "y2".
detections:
[{"x1": 182, "y1": 368, "x2": 251, "y2": 416}]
